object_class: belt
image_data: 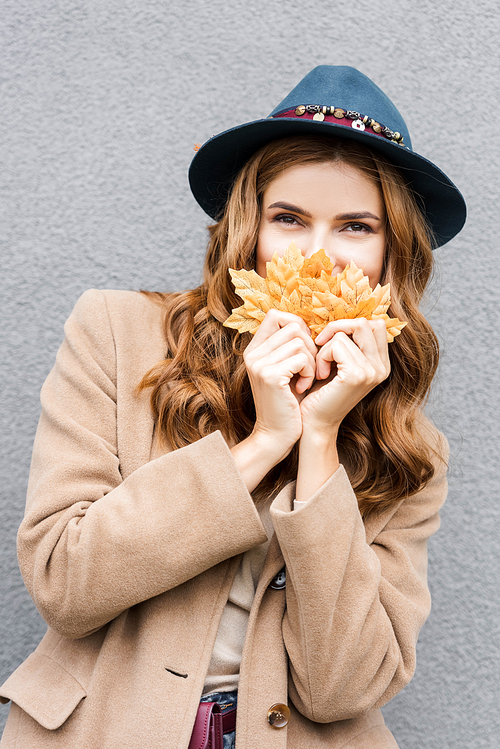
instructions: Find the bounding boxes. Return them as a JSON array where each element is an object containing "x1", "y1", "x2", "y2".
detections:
[{"x1": 221, "y1": 706, "x2": 236, "y2": 733}]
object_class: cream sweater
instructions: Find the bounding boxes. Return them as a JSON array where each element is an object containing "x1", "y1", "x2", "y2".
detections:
[
  {"x1": 204, "y1": 497, "x2": 308, "y2": 694},
  {"x1": 203, "y1": 500, "x2": 274, "y2": 694}
]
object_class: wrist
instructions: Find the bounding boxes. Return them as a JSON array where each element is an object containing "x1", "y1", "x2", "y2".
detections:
[
  {"x1": 250, "y1": 425, "x2": 296, "y2": 463},
  {"x1": 296, "y1": 427, "x2": 340, "y2": 503},
  {"x1": 231, "y1": 428, "x2": 296, "y2": 495},
  {"x1": 300, "y1": 423, "x2": 340, "y2": 449}
]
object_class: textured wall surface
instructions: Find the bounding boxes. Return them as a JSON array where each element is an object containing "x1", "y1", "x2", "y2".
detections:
[{"x1": 1, "y1": 1, "x2": 499, "y2": 746}]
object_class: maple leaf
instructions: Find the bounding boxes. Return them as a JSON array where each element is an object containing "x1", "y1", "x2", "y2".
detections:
[
  {"x1": 223, "y1": 243, "x2": 407, "y2": 343},
  {"x1": 302, "y1": 248, "x2": 334, "y2": 278}
]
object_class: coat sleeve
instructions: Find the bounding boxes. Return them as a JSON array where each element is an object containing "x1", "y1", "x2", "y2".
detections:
[
  {"x1": 270, "y1": 431, "x2": 448, "y2": 723},
  {"x1": 17, "y1": 290, "x2": 267, "y2": 640}
]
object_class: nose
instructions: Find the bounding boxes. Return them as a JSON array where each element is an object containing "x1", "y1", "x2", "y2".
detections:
[{"x1": 303, "y1": 225, "x2": 335, "y2": 264}]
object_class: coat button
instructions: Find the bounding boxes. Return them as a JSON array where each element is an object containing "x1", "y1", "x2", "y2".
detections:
[
  {"x1": 267, "y1": 703, "x2": 290, "y2": 728},
  {"x1": 270, "y1": 568, "x2": 286, "y2": 590}
]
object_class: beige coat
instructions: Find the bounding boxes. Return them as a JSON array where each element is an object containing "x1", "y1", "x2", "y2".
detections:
[{"x1": 0, "y1": 289, "x2": 448, "y2": 749}]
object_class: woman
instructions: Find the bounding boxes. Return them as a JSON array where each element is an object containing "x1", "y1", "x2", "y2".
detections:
[{"x1": 0, "y1": 66, "x2": 465, "y2": 748}]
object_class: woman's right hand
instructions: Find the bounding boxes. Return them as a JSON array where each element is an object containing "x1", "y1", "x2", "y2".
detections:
[{"x1": 243, "y1": 310, "x2": 317, "y2": 459}]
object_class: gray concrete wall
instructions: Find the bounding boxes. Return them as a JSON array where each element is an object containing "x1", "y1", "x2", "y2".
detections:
[{"x1": 1, "y1": 1, "x2": 498, "y2": 746}]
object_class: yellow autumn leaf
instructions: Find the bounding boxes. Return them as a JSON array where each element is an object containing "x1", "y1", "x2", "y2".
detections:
[
  {"x1": 223, "y1": 243, "x2": 407, "y2": 342},
  {"x1": 302, "y1": 248, "x2": 334, "y2": 278}
]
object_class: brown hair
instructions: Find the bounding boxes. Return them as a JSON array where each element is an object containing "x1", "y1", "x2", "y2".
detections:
[{"x1": 139, "y1": 135, "x2": 441, "y2": 516}]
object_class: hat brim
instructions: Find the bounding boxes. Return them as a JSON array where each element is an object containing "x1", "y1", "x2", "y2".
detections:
[{"x1": 188, "y1": 117, "x2": 466, "y2": 248}]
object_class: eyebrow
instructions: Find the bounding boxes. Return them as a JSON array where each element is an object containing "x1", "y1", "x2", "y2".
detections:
[
  {"x1": 266, "y1": 202, "x2": 381, "y2": 222},
  {"x1": 267, "y1": 201, "x2": 312, "y2": 217},
  {"x1": 336, "y1": 211, "x2": 381, "y2": 221}
]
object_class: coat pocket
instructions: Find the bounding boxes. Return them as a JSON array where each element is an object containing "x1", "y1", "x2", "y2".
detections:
[{"x1": 0, "y1": 651, "x2": 86, "y2": 730}]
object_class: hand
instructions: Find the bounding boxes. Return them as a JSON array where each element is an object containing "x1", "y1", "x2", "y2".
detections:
[
  {"x1": 299, "y1": 318, "x2": 390, "y2": 435},
  {"x1": 243, "y1": 309, "x2": 317, "y2": 458}
]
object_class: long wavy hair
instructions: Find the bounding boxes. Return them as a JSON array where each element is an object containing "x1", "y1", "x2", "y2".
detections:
[{"x1": 139, "y1": 135, "x2": 442, "y2": 516}]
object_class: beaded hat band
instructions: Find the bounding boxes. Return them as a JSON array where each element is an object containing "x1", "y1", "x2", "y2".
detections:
[{"x1": 273, "y1": 106, "x2": 405, "y2": 146}]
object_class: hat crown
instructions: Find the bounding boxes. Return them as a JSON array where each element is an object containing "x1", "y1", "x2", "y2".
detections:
[{"x1": 269, "y1": 65, "x2": 412, "y2": 150}]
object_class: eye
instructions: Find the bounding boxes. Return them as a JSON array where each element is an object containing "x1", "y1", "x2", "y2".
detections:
[
  {"x1": 343, "y1": 222, "x2": 373, "y2": 233},
  {"x1": 272, "y1": 213, "x2": 302, "y2": 226}
]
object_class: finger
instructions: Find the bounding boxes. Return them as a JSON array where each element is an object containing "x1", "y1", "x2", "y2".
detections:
[
  {"x1": 260, "y1": 350, "x2": 316, "y2": 392},
  {"x1": 314, "y1": 332, "x2": 358, "y2": 381},
  {"x1": 315, "y1": 319, "x2": 388, "y2": 371},
  {"x1": 295, "y1": 369, "x2": 315, "y2": 394},
  {"x1": 286, "y1": 353, "x2": 316, "y2": 392},
  {"x1": 247, "y1": 315, "x2": 317, "y2": 361},
  {"x1": 367, "y1": 319, "x2": 391, "y2": 369},
  {"x1": 254, "y1": 337, "x2": 317, "y2": 379},
  {"x1": 252, "y1": 309, "x2": 312, "y2": 344},
  {"x1": 315, "y1": 317, "x2": 377, "y2": 345},
  {"x1": 355, "y1": 319, "x2": 391, "y2": 376},
  {"x1": 316, "y1": 331, "x2": 387, "y2": 385},
  {"x1": 246, "y1": 328, "x2": 317, "y2": 371}
]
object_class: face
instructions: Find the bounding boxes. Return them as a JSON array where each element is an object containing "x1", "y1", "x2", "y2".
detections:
[{"x1": 256, "y1": 161, "x2": 386, "y2": 288}]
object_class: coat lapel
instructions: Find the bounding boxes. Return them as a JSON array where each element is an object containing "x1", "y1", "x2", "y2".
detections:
[{"x1": 107, "y1": 293, "x2": 166, "y2": 479}]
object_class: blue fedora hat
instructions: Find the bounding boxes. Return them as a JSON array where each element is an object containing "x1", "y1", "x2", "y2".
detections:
[{"x1": 189, "y1": 66, "x2": 466, "y2": 248}]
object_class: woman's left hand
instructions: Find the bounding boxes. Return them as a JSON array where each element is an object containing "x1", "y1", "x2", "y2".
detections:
[{"x1": 300, "y1": 318, "x2": 391, "y2": 434}]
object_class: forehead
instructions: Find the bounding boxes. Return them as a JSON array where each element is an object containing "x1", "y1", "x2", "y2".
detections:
[
  {"x1": 262, "y1": 161, "x2": 384, "y2": 209},
  {"x1": 266, "y1": 161, "x2": 381, "y2": 193}
]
